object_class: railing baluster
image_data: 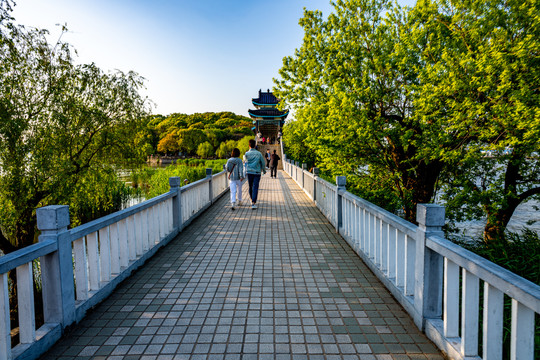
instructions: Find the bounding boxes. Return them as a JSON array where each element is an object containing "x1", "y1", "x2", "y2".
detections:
[
  {"x1": 386, "y1": 224, "x2": 395, "y2": 278},
  {"x1": 483, "y1": 283, "x2": 503, "y2": 360},
  {"x1": 405, "y1": 234, "x2": 415, "y2": 296},
  {"x1": 141, "y1": 208, "x2": 149, "y2": 252},
  {"x1": 461, "y1": 270, "x2": 479, "y2": 357},
  {"x1": 381, "y1": 220, "x2": 388, "y2": 272},
  {"x1": 99, "y1": 227, "x2": 111, "y2": 282},
  {"x1": 17, "y1": 262, "x2": 36, "y2": 343},
  {"x1": 73, "y1": 237, "x2": 88, "y2": 300},
  {"x1": 109, "y1": 222, "x2": 120, "y2": 275},
  {"x1": 396, "y1": 230, "x2": 405, "y2": 288},
  {"x1": 0, "y1": 273, "x2": 10, "y2": 360},
  {"x1": 134, "y1": 211, "x2": 143, "y2": 256},
  {"x1": 510, "y1": 300, "x2": 535, "y2": 360},
  {"x1": 444, "y1": 258, "x2": 459, "y2": 338},
  {"x1": 86, "y1": 232, "x2": 100, "y2": 291},
  {"x1": 126, "y1": 216, "x2": 136, "y2": 261},
  {"x1": 118, "y1": 218, "x2": 129, "y2": 268}
]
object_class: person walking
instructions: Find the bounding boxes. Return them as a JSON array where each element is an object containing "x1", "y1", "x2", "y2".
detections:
[
  {"x1": 226, "y1": 148, "x2": 244, "y2": 210},
  {"x1": 265, "y1": 149, "x2": 271, "y2": 169},
  {"x1": 270, "y1": 150, "x2": 280, "y2": 178},
  {"x1": 243, "y1": 139, "x2": 266, "y2": 209}
]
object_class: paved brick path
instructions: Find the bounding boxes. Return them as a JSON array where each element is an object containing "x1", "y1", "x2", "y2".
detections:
[{"x1": 41, "y1": 171, "x2": 444, "y2": 360}]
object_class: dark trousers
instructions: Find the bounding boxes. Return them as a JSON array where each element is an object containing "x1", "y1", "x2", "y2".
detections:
[
  {"x1": 247, "y1": 173, "x2": 261, "y2": 203},
  {"x1": 270, "y1": 166, "x2": 277, "y2": 178}
]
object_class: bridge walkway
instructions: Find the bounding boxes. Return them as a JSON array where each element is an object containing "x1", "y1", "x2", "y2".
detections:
[{"x1": 40, "y1": 171, "x2": 444, "y2": 360}]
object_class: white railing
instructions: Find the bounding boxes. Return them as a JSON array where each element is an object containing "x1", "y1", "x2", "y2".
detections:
[
  {"x1": 0, "y1": 168, "x2": 229, "y2": 360},
  {"x1": 283, "y1": 158, "x2": 540, "y2": 360}
]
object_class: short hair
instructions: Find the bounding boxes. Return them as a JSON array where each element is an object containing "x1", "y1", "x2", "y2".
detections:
[
  {"x1": 249, "y1": 139, "x2": 256, "y2": 148},
  {"x1": 231, "y1": 148, "x2": 240, "y2": 158},
  {"x1": 273, "y1": 150, "x2": 276, "y2": 153}
]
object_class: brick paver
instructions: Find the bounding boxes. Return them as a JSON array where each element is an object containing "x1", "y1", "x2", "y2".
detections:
[{"x1": 41, "y1": 171, "x2": 445, "y2": 360}]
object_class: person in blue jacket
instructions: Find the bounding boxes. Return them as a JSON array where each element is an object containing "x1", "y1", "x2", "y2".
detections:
[{"x1": 243, "y1": 139, "x2": 266, "y2": 209}]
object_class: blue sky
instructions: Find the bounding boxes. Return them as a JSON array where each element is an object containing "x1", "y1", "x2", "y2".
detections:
[{"x1": 12, "y1": 0, "x2": 416, "y2": 116}]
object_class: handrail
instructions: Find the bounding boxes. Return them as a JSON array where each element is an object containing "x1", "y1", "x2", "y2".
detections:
[{"x1": 282, "y1": 156, "x2": 540, "y2": 360}]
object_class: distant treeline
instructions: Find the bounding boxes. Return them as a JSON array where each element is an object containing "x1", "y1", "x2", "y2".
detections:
[{"x1": 135, "y1": 112, "x2": 254, "y2": 159}]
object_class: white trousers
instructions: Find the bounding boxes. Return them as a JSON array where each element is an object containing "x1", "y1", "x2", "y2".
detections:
[{"x1": 229, "y1": 180, "x2": 242, "y2": 203}]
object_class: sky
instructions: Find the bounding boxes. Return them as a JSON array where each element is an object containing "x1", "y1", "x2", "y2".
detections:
[{"x1": 11, "y1": 0, "x2": 416, "y2": 117}]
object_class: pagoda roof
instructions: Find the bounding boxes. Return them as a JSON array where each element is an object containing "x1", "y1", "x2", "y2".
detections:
[
  {"x1": 248, "y1": 108, "x2": 289, "y2": 118},
  {"x1": 252, "y1": 89, "x2": 279, "y2": 106}
]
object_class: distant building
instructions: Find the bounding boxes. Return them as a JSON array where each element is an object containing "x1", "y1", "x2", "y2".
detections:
[{"x1": 248, "y1": 89, "x2": 288, "y2": 144}]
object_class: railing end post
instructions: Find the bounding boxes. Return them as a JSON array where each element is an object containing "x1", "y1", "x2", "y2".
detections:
[
  {"x1": 414, "y1": 203, "x2": 445, "y2": 330},
  {"x1": 417, "y1": 204, "x2": 445, "y2": 235},
  {"x1": 36, "y1": 205, "x2": 76, "y2": 327},
  {"x1": 36, "y1": 205, "x2": 70, "y2": 236},
  {"x1": 169, "y1": 176, "x2": 181, "y2": 189}
]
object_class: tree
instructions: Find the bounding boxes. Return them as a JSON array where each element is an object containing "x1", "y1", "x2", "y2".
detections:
[
  {"x1": 275, "y1": 0, "x2": 540, "y2": 240},
  {"x1": 216, "y1": 140, "x2": 237, "y2": 159},
  {"x1": 177, "y1": 128, "x2": 208, "y2": 155},
  {"x1": 0, "y1": 11, "x2": 149, "y2": 251},
  {"x1": 274, "y1": 0, "x2": 446, "y2": 221},
  {"x1": 407, "y1": 0, "x2": 540, "y2": 241},
  {"x1": 157, "y1": 133, "x2": 180, "y2": 154},
  {"x1": 196, "y1": 141, "x2": 214, "y2": 158}
]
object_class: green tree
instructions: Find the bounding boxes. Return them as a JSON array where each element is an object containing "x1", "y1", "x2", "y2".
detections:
[
  {"x1": 0, "y1": 11, "x2": 149, "y2": 251},
  {"x1": 177, "y1": 128, "x2": 208, "y2": 155},
  {"x1": 196, "y1": 141, "x2": 214, "y2": 158},
  {"x1": 407, "y1": 0, "x2": 540, "y2": 242},
  {"x1": 157, "y1": 133, "x2": 180, "y2": 154},
  {"x1": 216, "y1": 140, "x2": 237, "y2": 159},
  {"x1": 236, "y1": 135, "x2": 253, "y2": 158},
  {"x1": 275, "y1": 0, "x2": 445, "y2": 221}
]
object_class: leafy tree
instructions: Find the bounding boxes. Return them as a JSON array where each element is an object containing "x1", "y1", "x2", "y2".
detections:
[
  {"x1": 236, "y1": 135, "x2": 253, "y2": 158},
  {"x1": 0, "y1": 9, "x2": 149, "y2": 251},
  {"x1": 196, "y1": 141, "x2": 214, "y2": 158},
  {"x1": 204, "y1": 128, "x2": 227, "y2": 148},
  {"x1": 216, "y1": 140, "x2": 237, "y2": 159},
  {"x1": 275, "y1": 0, "x2": 445, "y2": 221},
  {"x1": 275, "y1": 0, "x2": 539, "y2": 242},
  {"x1": 407, "y1": 0, "x2": 540, "y2": 242},
  {"x1": 177, "y1": 128, "x2": 208, "y2": 155},
  {"x1": 157, "y1": 133, "x2": 179, "y2": 154}
]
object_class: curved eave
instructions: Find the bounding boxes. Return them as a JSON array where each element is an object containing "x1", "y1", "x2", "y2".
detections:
[
  {"x1": 252, "y1": 100, "x2": 279, "y2": 106},
  {"x1": 248, "y1": 111, "x2": 289, "y2": 119}
]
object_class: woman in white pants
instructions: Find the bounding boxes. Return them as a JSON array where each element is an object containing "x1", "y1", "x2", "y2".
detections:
[{"x1": 226, "y1": 148, "x2": 244, "y2": 210}]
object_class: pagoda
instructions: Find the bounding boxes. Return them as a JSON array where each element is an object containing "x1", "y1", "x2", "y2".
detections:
[{"x1": 248, "y1": 89, "x2": 288, "y2": 144}]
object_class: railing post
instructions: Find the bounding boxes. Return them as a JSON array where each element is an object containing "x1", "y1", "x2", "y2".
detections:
[
  {"x1": 169, "y1": 177, "x2": 182, "y2": 231},
  {"x1": 414, "y1": 204, "x2": 445, "y2": 330},
  {"x1": 36, "y1": 205, "x2": 76, "y2": 327},
  {"x1": 313, "y1": 167, "x2": 319, "y2": 202},
  {"x1": 335, "y1": 176, "x2": 346, "y2": 233},
  {"x1": 302, "y1": 163, "x2": 307, "y2": 189},
  {"x1": 206, "y1": 168, "x2": 213, "y2": 203}
]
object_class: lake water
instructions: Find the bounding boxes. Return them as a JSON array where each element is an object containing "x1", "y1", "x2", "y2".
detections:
[{"x1": 454, "y1": 199, "x2": 539, "y2": 238}]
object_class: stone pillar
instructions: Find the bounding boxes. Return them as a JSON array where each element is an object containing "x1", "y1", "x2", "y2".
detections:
[
  {"x1": 37, "y1": 205, "x2": 76, "y2": 327},
  {"x1": 206, "y1": 168, "x2": 213, "y2": 203},
  {"x1": 302, "y1": 163, "x2": 307, "y2": 189},
  {"x1": 335, "y1": 176, "x2": 346, "y2": 233},
  {"x1": 313, "y1": 167, "x2": 319, "y2": 202},
  {"x1": 414, "y1": 204, "x2": 445, "y2": 330},
  {"x1": 169, "y1": 177, "x2": 182, "y2": 231}
]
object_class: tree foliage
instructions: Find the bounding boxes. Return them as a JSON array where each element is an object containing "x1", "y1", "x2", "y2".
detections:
[
  {"x1": 275, "y1": 0, "x2": 540, "y2": 241},
  {"x1": 0, "y1": 6, "x2": 149, "y2": 251}
]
